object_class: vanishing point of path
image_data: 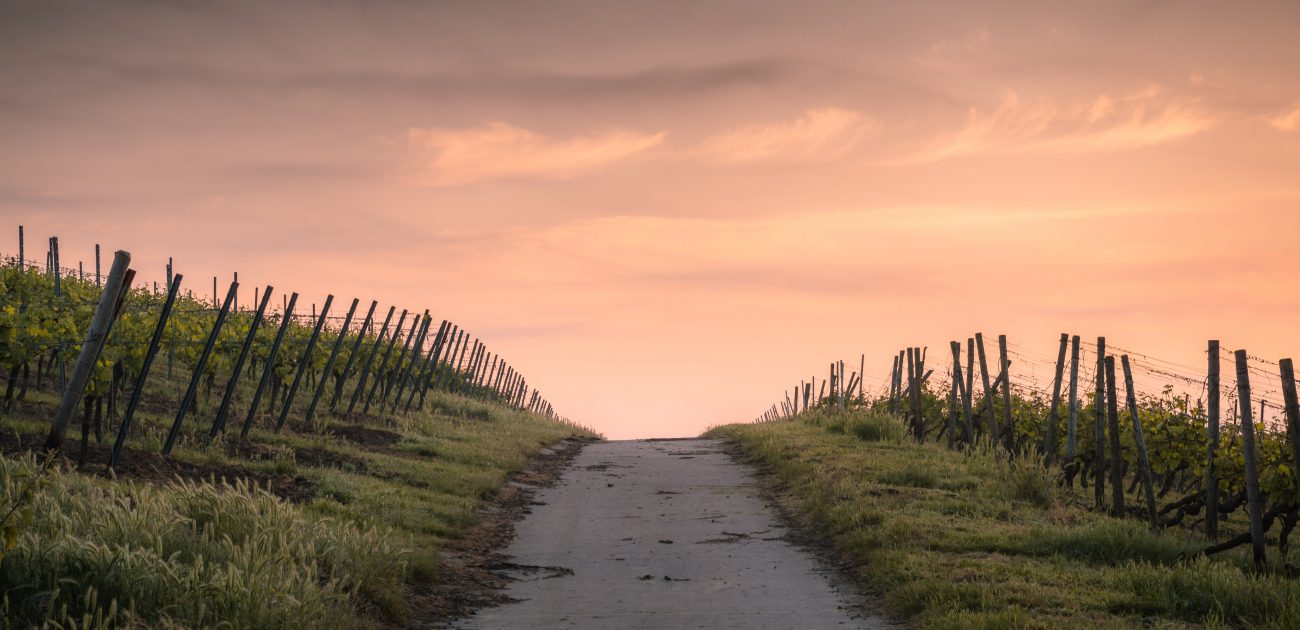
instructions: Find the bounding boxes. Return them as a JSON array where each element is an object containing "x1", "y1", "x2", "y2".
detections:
[{"x1": 456, "y1": 439, "x2": 891, "y2": 629}]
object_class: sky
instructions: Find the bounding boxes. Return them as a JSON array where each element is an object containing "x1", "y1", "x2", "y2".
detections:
[{"x1": 2, "y1": 0, "x2": 1298, "y2": 438}]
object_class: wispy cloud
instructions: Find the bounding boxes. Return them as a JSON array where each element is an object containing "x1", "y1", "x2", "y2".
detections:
[
  {"x1": 904, "y1": 86, "x2": 1215, "y2": 163},
  {"x1": 695, "y1": 107, "x2": 879, "y2": 163},
  {"x1": 1268, "y1": 104, "x2": 1300, "y2": 131},
  {"x1": 915, "y1": 25, "x2": 992, "y2": 72},
  {"x1": 405, "y1": 122, "x2": 664, "y2": 187}
]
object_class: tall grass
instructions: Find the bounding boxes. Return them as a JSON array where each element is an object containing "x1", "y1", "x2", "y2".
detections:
[{"x1": 0, "y1": 453, "x2": 407, "y2": 628}]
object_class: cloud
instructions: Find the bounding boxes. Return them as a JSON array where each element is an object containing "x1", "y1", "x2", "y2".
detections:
[
  {"x1": 405, "y1": 122, "x2": 664, "y2": 187},
  {"x1": 915, "y1": 25, "x2": 991, "y2": 72},
  {"x1": 695, "y1": 107, "x2": 879, "y2": 163},
  {"x1": 1268, "y1": 104, "x2": 1300, "y2": 131},
  {"x1": 905, "y1": 86, "x2": 1214, "y2": 163}
]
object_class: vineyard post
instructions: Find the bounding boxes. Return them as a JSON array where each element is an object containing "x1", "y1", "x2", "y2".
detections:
[
  {"x1": 1043, "y1": 333, "x2": 1068, "y2": 465},
  {"x1": 1105, "y1": 356, "x2": 1124, "y2": 517},
  {"x1": 432, "y1": 326, "x2": 461, "y2": 390},
  {"x1": 163, "y1": 279, "x2": 238, "y2": 455},
  {"x1": 330, "y1": 300, "x2": 377, "y2": 412},
  {"x1": 362, "y1": 308, "x2": 408, "y2": 414},
  {"x1": 905, "y1": 348, "x2": 915, "y2": 432},
  {"x1": 213, "y1": 276, "x2": 217, "y2": 308},
  {"x1": 110, "y1": 273, "x2": 183, "y2": 468},
  {"x1": 1281, "y1": 359, "x2": 1300, "y2": 498},
  {"x1": 1122, "y1": 355, "x2": 1159, "y2": 528},
  {"x1": 94, "y1": 244, "x2": 100, "y2": 288},
  {"x1": 379, "y1": 312, "x2": 422, "y2": 405},
  {"x1": 915, "y1": 347, "x2": 927, "y2": 440},
  {"x1": 276, "y1": 294, "x2": 333, "y2": 431},
  {"x1": 1234, "y1": 349, "x2": 1267, "y2": 570},
  {"x1": 307, "y1": 297, "x2": 358, "y2": 423},
  {"x1": 839, "y1": 360, "x2": 846, "y2": 410},
  {"x1": 1064, "y1": 335, "x2": 1082, "y2": 466},
  {"x1": 952, "y1": 341, "x2": 973, "y2": 444},
  {"x1": 166, "y1": 257, "x2": 172, "y2": 288},
  {"x1": 51, "y1": 236, "x2": 60, "y2": 296},
  {"x1": 1094, "y1": 337, "x2": 1107, "y2": 510},
  {"x1": 390, "y1": 312, "x2": 431, "y2": 408},
  {"x1": 233, "y1": 272, "x2": 238, "y2": 312},
  {"x1": 887, "y1": 355, "x2": 898, "y2": 413},
  {"x1": 446, "y1": 331, "x2": 468, "y2": 389},
  {"x1": 16, "y1": 225, "x2": 22, "y2": 266},
  {"x1": 407, "y1": 320, "x2": 448, "y2": 411},
  {"x1": 348, "y1": 305, "x2": 396, "y2": 415},
  {"x1": 241, "y1": 293, "x2": 297, "y2": 438},
  {"x1": 946, "y1": 350, "x2": 958, "y2": 449},
  {"x1": 999, "y1": 335, "x2": 1013, "y2": 451},
  {"x1": 1206, "y1": 340, "x2": 1220, "y2": 540},
  {"x1": 976, "y1": 333, "x2": 996, "y2": 444},
  {"x1": 209, "y1": 285, "x2": 273, "y2": 438},
  {"x1": 44, "y1": 250, "x2": 131, "y2": 452}
]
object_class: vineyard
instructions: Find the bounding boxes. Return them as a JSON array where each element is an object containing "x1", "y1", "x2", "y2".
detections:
[
  {"x1": 719, "y1": 333, "x2": 1300, "y2": 626},
  {"x1": 0, "y1": 227, "x2": 592, "y2": 627}
]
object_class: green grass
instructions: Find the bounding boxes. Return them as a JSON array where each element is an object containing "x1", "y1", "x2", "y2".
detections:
[
  {"x1": 0, "y1": 389, "x2": 596, "y2": 628},
  {"x1": 707, "y1": 410, "x2": 1299, "y2": 629}
]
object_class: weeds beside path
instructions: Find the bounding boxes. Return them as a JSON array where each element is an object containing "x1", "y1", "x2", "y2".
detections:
[{"x1": 707, "y1": 410, "x2": 1300, "y2": 629}]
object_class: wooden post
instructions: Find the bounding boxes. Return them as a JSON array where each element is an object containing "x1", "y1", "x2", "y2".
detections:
[
  {"x1": 1093, "y1": 337, "x2": 1107, "y2": 509},
  {"x1": 976, "y1": 333, "x2": 997, "y2": 442},
  {"x1": 411, "y1": 320, "x2": 451, "y2": 410},
  {"x1": 51, "y1": 237, "x2": 60, "y2": 295},
  {"x1": 913, "y1": 347, "x2": 926, "y2": 440},
  {"x1": 109, "y1": 272, "x2": 182, "y2": 469},
  {"x1": 363, "y1": 308, "x2": 411, "y2": 412},
  {"x1": 348, "y1": 306, "x2": 396, "y2": 415},
  {"x1": 1064, "y1": 335, "x2": 1082, "y2": 464},
  {"x1": 276, "y1": 294, "x2": 333, "y2": 431},
  {"x1": 94, "y1": 244, "x2": 100, "y2": 287},
  {"x1": 859, "y1": 354, "x2": 865, "y2": 402},
  {"x1": 999, "y1": 335, "x2": 1014, "y2": 452},
  {"x1": 946, "y1": 351, "x2": 958, "y2": 449},
  {"x1": 210, "y1": 285, "x2": 273, "y2": 438},
  {"x1": 164, "y1": 279, "x2": 238, "y2": 455},
  {"x1": 905, "y1": 348, "x2": 915, "y2": 430},
  {"x1": 1043, "y1": 333, "x2": 1068, "y2": 465},
  {"x1": 44, "y1": 251, "x2": 131, "y2": 451},
  {"x1": 213, "y1": 276, "x2": 218, "y2": 308},
  {"x1": 1122, "y1": 356, "x2": 1159, "y2": 527},
  {"x1": 233, "y1": 272, "x2": 238, "y2": 312},
  {"x1": 330, "y1": 300, "x2": 377, "y2": 412},
  {"x1": 1205, "y1": 340, "x2": 1220, "y2": 540},
  {"x1": 1235, "y1": 349, "x2": 1267, "y2": 570},
  {"x1": 1105, "y1": 356, "x2": 1124, "y2": 517},
  {"x1": 378, "y1": 312, "x2": 422, "y2": 406},
  {"x1": 241, "y1": 293, "x2": 297, "y2": 437},
  {"x1": 17, "y1": 225, "x2": 22, "y2": 266},
  {"x1": 1281, "y1": 359, "x2": 1300, "y2": 499},
  {"x1": 888, "y1": 355, "x2": 899, "y2": 413},
  {"x1": 390, "y1": 312, "x2": 431, "y2": 409},
  {"x1": 306, "y1": 298, "x2": 359, "y2": 423},
  {"x1": 951, "y1": 341, "x2": 973, "y2": 444}
]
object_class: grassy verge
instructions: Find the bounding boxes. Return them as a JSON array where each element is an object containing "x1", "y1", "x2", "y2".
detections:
[
  {"x1": 0, "y1": 390, "x2": 596, "y2": 628},
  {"x1": 706, "y1": 409, "x2": 1300, "y2": 629}
]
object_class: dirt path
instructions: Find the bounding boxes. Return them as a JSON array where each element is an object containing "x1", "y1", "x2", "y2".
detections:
[{"x1": 453, "y1": 439, "x2": 891, "y2": 629}]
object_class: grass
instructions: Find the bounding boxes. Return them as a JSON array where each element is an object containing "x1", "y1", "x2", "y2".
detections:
[
  {"x1": 0, "y1": 387, "x2": 596, "y2": 628},
  {"x1": 706, "y1": 410, "x2": 1299, "y2": 629}
]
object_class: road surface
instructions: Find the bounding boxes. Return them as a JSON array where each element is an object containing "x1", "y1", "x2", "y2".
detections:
[{"x1": 455, "y1": 439, "x2": 891, "y2": 629}]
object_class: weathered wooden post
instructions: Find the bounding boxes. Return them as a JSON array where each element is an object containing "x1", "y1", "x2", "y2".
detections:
[
  {"x1": 1206, "y1": 340, "x2": 1221, "y2": 540},
  {"x1": 1094, "y1": 337, "x2": 1107, "y2": 509},
  {"x1": 109, "y1": 272, "x2": 182, "y2": 469},
  {"x1": 306, "y1": 298, "x2": 359, "y2": 423},
  {"x1": 1122, "y1": 356, "x2": 1159, "y2": 527},
  {"x1": 348, "y1": 306, "x2": 396, "y2": 415},
  {"x1": 240, "y1": 293, "x2": 297, "y2": 438},
  {"x1": 210, "y1": 285, "x2": 273, "y2": 438},
  {"x1": 330, "y1": 300, "x2": 378, "y2": 411},
  {"x1": 1235, "y1": 349, "x2": 1267, "y2": 570},
  {"x1": 976, "y1": 333, "x2": 997, "y2": 442},
  {"x1": 999, "y1": 335, "x2": 1014, "y2": 452},
  {"x1": 1064, "y1": 335, "x2": 1082, "y2": 466},
  {"x1": 1105, "y1": 356, "x2": 1124, "y2": 517},
  {"x1": 1043, "y1": 333, "x2": 1068, "y2": 465},
  {"x1": 1281, "y1": 358, "x2": 1300, "y2": 499},
  {"x1": 44, "y1": 251, "x2": 131, "y2": 451},
  {"x1": 276, "y1": 294, "x2": 333, "y2": 431},
  {"x1": 164, "y1": 280, "x2": 238, "y2": 455}
]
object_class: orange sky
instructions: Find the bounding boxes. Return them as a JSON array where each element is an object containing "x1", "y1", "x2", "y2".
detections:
[{"x1": 2, "y1": 1, "x2": 1298, "y2": 437}]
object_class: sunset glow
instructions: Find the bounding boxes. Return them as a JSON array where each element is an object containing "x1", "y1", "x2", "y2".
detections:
[{"x1": 3, "y1": 1, "x2": 1297, "y2": 437}]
